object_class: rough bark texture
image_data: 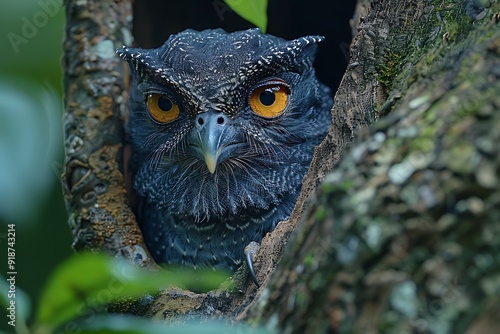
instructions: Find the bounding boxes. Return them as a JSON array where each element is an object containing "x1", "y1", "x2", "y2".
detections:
[
  {"x1": 63, "y1": 0, "x2": 500, "y2": 332},
  {"x1": 242, "y1": 1, "x2": 500, "y2": 333},
  {"x1": 62, "y1": 0, "x2": 155, "y2": 269}
]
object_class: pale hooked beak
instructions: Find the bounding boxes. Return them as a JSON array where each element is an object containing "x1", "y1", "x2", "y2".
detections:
[
  {"x1": 190, "y1": 111, "x2": 230, "y2": 174},
  {"x1": 202, "y1": 148, "x2": 218, "y2": 174}
]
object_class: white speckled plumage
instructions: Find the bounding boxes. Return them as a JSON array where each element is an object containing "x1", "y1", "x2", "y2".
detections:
[{"x1": 117, "y1": 28, "x2": 332, "y2": 271}]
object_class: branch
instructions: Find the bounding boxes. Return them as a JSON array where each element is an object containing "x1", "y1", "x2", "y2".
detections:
[{"x1": 62, "y1": 0, "x2": 155, "y2": 268}]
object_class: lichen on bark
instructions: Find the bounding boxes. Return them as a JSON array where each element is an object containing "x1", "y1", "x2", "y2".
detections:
[
  {"x1": 62, "y1": 0, "x2": 155, "y2": 268},
  {"x1": 242, "y1": 1, "x2": 500, "y2": 333}
]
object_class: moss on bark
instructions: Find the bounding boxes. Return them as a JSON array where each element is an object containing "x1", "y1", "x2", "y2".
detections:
[
  {"x1": 62, "y1": 0, "x2": 156, "y2": 268},
  {"x1": 242, "y1": 1, "x2": 500, "y2": 333}
]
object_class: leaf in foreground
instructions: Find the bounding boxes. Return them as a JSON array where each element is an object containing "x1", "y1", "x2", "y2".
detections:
[
  {"x1": 34, "y1": 253, "x2": 228, "y2": 330},
  {"x1": 224, "y1": 0, "x2": 268, "y2": 33},
  {"x1": 78, "y1": 315, "x2": 275, "y2": 334}
]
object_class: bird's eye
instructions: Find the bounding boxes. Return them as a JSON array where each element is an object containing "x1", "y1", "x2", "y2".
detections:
[
  {"x1": 249, "y1": 84, "x2": 289, "y2": 118},
  {"x1": 147, "y1": 93, "x2": 180, "y2": 123}
]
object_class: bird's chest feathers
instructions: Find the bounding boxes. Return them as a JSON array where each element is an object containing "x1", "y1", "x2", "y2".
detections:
[{"x1": 146, "y1": 206, "x2": 279, "y2": 270}]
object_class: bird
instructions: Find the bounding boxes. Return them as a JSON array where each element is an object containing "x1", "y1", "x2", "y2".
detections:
[{"x1": 117, "y1": 28, "x2": 332, "y2": 276}]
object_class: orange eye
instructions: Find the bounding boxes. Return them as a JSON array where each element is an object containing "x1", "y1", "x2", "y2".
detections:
[
  {"x1": 249, "y1": 84, "x2": 289, "y2": 118},
  {"x1": 147, "y1": 93, "x2": 180, "y2": 123}
]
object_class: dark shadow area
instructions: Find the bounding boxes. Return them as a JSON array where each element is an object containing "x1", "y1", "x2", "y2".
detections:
[{"x1": 132, "y1": 0, "x2": 356, "y2": 92}]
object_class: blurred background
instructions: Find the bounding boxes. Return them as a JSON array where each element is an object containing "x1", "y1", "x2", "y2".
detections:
[
  {"x1": 0, "y1": 0, "x2": 355, "y2": 329},
  {"x1": 0, "y1": 0, "x2": 72, "y2": 329}
]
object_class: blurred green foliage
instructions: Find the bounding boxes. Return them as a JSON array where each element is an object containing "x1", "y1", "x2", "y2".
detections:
[
  {"x1": 33, "y1": 254, "x2": 229, "y2": 332},
  {"x1": 1, "y1": 254, "x2": 254, "y2": 333},
  {"x1": 0, "y1": 0, "x2": 72, "y2": 332}
]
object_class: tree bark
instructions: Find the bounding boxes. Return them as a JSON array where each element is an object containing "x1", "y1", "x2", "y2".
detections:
[
  {"x1": 242, "y1": 1, "x2": 500, "y2": 333},
  {"x1": 63, "y1": 0, "x2": 500, "y2": 332},
  {"x1": 62, "y1": 0, "x2": 155, "y2": 269}
]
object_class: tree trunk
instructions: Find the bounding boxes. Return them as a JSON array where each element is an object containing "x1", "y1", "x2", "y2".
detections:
[
  {"x1": 242, "y1": 1, "x2": 500, "y2": 333},
  {"x1": 62, "y1": 0, "x2": 155, "y2": 269},
  {"x1": 63, "y1": 0, "x2": 500, "y2": 332}
]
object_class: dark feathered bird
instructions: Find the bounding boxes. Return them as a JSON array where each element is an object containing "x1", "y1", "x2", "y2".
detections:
[{"x1": 117, "y1": 28, "x2": 332, "y2": 272}]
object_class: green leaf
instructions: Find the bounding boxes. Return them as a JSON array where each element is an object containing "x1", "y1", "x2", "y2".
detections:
[
  {"x1": 34, "y1": 253, "x2": 228, "y2": 330},
  {"x1": 78, "y1": 315, "x2": 276, "y2": 334},
  {"x1": 224, "y1": 0, "x2": 268, "y2": 33}
]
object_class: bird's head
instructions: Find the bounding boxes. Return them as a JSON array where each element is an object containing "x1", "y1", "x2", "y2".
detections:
[{"x1": 117, "y1": 28, "x2": 332, "y2": 221}]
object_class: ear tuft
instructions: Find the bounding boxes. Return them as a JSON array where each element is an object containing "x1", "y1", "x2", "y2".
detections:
[{"x1": 256, "y1": 35, "x2": 325, "y2": 73}]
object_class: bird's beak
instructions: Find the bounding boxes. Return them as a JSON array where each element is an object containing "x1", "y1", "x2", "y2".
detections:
[
  {"x1": 202, "y1": 146, "x2": 218, "y2": 174},
  {"x1": 192, "y1": 112, "x2": 227, "y2": 174}
]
